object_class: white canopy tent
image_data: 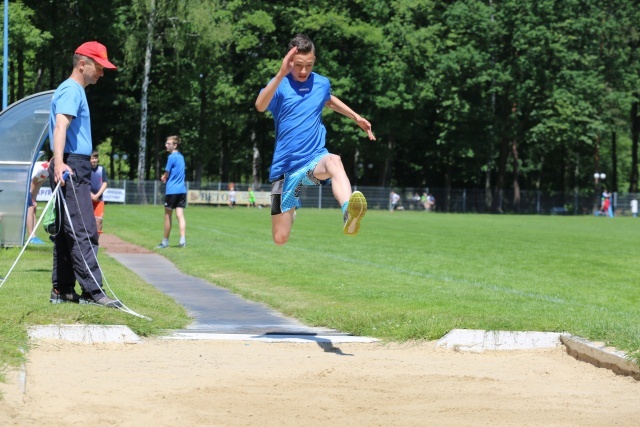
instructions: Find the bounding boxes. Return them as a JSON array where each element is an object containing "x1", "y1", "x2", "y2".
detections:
[{"x1": 0, "y1": 90, "x2": 54, "y2": 247}]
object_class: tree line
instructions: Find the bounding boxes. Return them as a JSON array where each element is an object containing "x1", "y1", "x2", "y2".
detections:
[{"x1": 3, "y1": 0, "x2": 639, "y2": 211}]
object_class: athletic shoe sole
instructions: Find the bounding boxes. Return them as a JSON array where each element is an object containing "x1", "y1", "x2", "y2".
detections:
[{"x1": 343, "y1": 191, "x2": 367, "y2": 236}]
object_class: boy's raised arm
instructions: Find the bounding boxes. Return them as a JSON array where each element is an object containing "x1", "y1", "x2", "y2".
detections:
[{"x1": 255, "y1": 47, "x2": 298, "y2": 112}]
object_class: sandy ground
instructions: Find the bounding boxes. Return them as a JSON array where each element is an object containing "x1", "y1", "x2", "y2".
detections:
[
  {"x1": 1, "y1": 235, "x2": 638, "y2": 426},
  {"x1": 0, "y1": 340, "x2": 639, "y2": 426}
]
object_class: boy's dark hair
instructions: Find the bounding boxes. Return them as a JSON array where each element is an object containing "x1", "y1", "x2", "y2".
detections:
[
  {"x1": 91, "y1": 150, "x2": 99, "y2": 157},
  {"x1": 288, "y1": 34, "x2": 315, "y2": 54}
]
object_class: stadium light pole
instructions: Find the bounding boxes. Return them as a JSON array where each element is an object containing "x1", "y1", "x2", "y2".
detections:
[{"x1": 2, "y1": 0, "x2": 7, "y2": 110}]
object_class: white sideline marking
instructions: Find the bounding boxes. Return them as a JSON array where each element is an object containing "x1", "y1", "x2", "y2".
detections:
[{"x1": 163, "y1": 332, "x2": 378, "y2": 343}]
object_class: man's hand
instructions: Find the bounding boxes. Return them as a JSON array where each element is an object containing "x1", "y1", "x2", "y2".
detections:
[{"x1": 54, "y1": 163, "x2": 72, "y2": 186}]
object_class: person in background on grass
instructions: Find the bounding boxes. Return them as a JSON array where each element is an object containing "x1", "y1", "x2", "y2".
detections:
[
  {"x1": 26, "y1": 160, "x2": 50, "y2": 245},
  {"x1": 420, "y1": 192, "x2": 428, "y2": 210},
  {"x1": 389, "y1": 191, "x2": 401, "y2": 212},
  {"x1": 426, "y1": 193, "x2": 435, "y2": 212},
  {"x1": 48, "y1": 41, "x2": 121, "y2": 307},
  {"x1": 255, "y1": 33, "x2": 375, "y2": 245},
  {"x1": 156, "y1": 135, "x2": 187, "y2": 249},
  {"x1": 89, "y1": 150, "x2": 108, "y2": 241},
  {"x1": 228, "y1": 185, "x2": 236, "y2": 208},
  {"x1": 600, "y1": 189, "x2": 611, "y2": 217},
  {"x1": 247, "y1": 187, "x2": 256, "y2": 208}
]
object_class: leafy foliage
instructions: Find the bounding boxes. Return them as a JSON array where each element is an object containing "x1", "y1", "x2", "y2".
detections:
[{"x1": 2, "y1": 0, "x2": 639, "y2": 200}]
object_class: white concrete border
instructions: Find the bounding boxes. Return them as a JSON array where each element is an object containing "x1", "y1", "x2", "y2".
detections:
[
  {"x1": 437, "y1": 329, "x2": 562, "y2": 352},
  {"x1": 24, "y1": 325, "x2": 640, "y2": 380},
  {"x1": 28, "y1": 325, "x2": 142, "y2": 344},
  {"x1": 561, "y1": 335, "x2": 640, "y2": 380}
]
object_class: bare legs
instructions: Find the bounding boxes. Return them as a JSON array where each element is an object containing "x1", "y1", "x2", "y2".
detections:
[
  {"x1": 271, "y1": 154, "x2": 352, "y2": 245},
  {"x1": 163, "y1": 207, "x2": 186, "y2": 240}
]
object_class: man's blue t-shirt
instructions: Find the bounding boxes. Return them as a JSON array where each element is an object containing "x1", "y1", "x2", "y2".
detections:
[
  {"x1": 49, "y1": 79, "x2": 92, "y2": 156},
  {"x1": 266, "y1": 72, "x2": 331, "y2": 181},
  {"x1": 165, "y1": 151, "x2": 186, "y2": 195}
]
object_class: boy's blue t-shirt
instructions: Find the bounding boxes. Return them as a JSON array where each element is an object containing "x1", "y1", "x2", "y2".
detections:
[
  {"x1": 266, "y1": 72, "x2": 331, "y2": 181},
  {"x1": 49, "y1": 78, "x2": 92, "y2": 156},
  {"x1": 165, "y1": 151, "x2": 186, "y2": 195}
]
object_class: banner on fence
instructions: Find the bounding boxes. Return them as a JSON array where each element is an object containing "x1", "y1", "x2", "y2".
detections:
[
  {"x1": 188, "y1": 190, "x2": 271, "y2": 206},
  {"x1": 37, "y1": 187, "x2": 126, "y2": 203}
]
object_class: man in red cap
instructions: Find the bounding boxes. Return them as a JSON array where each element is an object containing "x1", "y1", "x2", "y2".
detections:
[{"x1": 47, "y1": 41, "x2": 121, "y2": 307}]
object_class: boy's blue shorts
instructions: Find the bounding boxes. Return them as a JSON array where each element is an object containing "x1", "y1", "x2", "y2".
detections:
[{"x1": 270, "y1": 154, "x2": 330, "y2": 215}]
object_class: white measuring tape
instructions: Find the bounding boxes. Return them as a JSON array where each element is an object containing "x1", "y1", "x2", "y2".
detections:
[{"x1": 1, "y1": 172, "x2": 150, "y2": 320}]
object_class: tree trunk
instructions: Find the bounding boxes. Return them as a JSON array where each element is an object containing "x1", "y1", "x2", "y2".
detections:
[
  {"x1": 629, "y1": 99, "x2": 639, "y2": 193},
  {"x1": 17, "y1": 48, "x2": 24, "y2": 100},
  {"x1": 381, "y1": 136, "x2": 394, "y2": 187},
  {"x1": 195, "y1": 72, "x2": 207, "y2": 187},
  {"x1": 485, "y1": 149, "x2": 492, "y2": 211},
  {"x1": 219, "y1": 130, "x2": 228, "y2": 182},
  {"x1": 593, "y1": 139, "x2": 600, "y2": 213},
  {"x1": 137, "y1": 0, "x2": 156, "y2": 182},
  {"x1": 611, "y1": 128, "x2": 617, "y2": 193},
  {"x1": 512, "y1": 139, "x2": 520, "y2": 211},
  {"x1": 445, "y1": 158, "x2": 452, "y2": 212},
  {"x1": 251, "y1": 131, "x2": 261, "y2": 190},
  {"x1": 493, "y1": 136, "x2": 508, "y2": 213},
  {"x1": 154, "y1": 131, "x2": 161, "y2": 180}
]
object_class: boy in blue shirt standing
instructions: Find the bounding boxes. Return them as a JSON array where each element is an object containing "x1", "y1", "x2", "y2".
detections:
[
  {"x1": 255, "y1": 34, "x2": 375, "y2": 245},
  {"x1": 156, "y1": 135, "x2": 187, "y2": 248}
]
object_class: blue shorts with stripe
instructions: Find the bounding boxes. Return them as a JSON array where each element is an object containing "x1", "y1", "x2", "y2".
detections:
[{"x1": 270, "y1": 154, "x2": 330, "y2": 215}]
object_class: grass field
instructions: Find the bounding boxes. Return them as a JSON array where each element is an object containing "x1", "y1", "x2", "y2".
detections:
[{"x1": 1, "y1": 204, "x2": 640, "y2": 375}]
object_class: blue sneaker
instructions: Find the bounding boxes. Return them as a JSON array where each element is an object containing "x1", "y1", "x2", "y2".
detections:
[
  {"x1": 29, "y1": 237, "x2": 46, "y2": 245},
  {"x1": 343, "y1": 191, "x2": 367, "y2": 236},
  {"x1": 155, "y1": 241, "x2": 169, "y2": 249}
]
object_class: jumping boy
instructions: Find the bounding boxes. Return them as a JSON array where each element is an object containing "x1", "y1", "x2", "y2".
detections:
[{"x1": 255, "y1": 33, "x2": 375, "y2": 245}]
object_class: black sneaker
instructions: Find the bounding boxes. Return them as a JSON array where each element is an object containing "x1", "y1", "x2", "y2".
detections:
[{"x1": 50, "y1": 288, "x2": 81, "y2": 304}]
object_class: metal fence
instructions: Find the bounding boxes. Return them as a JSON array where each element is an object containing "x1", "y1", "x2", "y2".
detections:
[{"x1": 107, "y1": 180, "x2": 640, "y2": 216}]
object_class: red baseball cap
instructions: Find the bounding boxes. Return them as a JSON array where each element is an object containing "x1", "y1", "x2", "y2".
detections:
[{"x1": 75, "y1": 41, "x2": 117, "y2": 69}]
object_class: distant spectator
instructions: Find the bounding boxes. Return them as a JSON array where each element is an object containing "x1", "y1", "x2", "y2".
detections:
[
  {"x1": 631, "y1": 199, "x2": 638, "y2": 218},
  {"x1": 425, "y1": 193, "x2": 435, "y2": 212},
  {"x1": 156, "y1": 135, "x2": 187, "y2": 249},
  {"x1": 228, "y1": 186, "x2": 236, "y2": 208},
  {"x1": 26, "y1": 160, "x2": 50, "y2": 245},
  {"x1": 89, "y1": 150, "x2": 108, "y2": 239},
  {"x1": 389, "y1": 191, "x2": 401, "y2": 212},
  {"x1": 247, "y1": 187, "x2": 256, "y2": 208}
]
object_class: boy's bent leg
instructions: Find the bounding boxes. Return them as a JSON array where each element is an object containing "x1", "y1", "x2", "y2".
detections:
[
  {"x1": 313, "y1": 154, "x2": 351, "y2": 206},
  {"x1": 313, "y1": 154, "x2": 367, "y2": 235},
  {"x1": 272, "y1": 211, "x2": 295, "y2": 245}
]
